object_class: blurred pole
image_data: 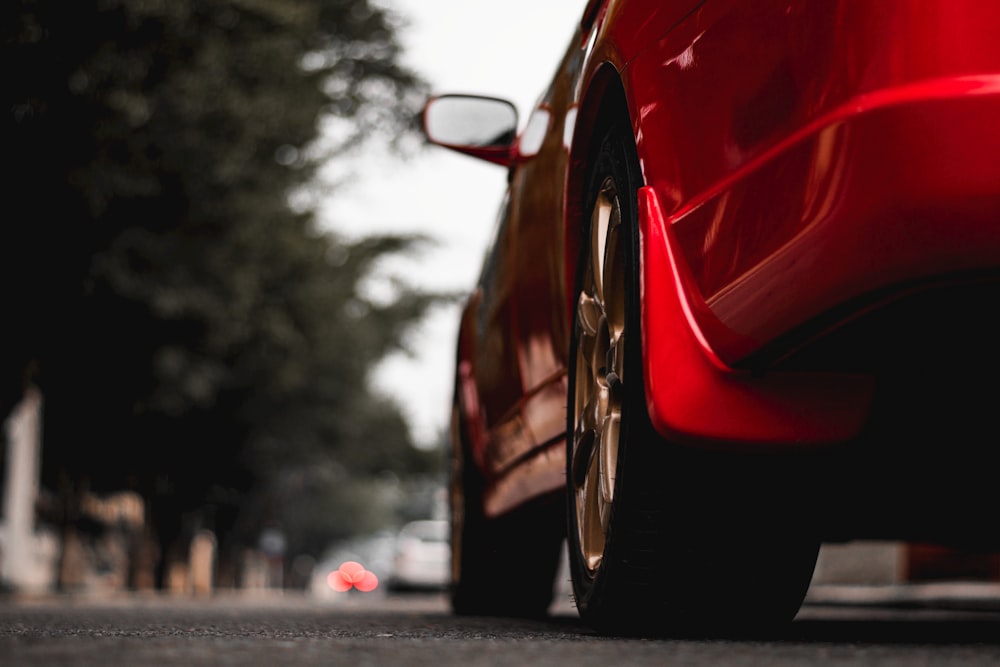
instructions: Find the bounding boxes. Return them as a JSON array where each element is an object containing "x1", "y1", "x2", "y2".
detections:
[
  {"x1": 189, "y1": 530, "x2": 216, "y2": 596},
  {"x1": 1, "y1": 386, "x2": 43, "y2": 590}
]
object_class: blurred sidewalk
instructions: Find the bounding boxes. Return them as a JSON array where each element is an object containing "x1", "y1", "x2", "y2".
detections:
[
  {"x1": 806, "y1": 540, "x2": 1000, "y2": 611},
  {"x1": 805, "y1": 580, "x2": 1000, "y2": 611}
]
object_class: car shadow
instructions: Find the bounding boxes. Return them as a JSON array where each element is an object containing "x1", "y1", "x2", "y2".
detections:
[{"x1": 536, "y1": 599, "x2": 1000, "y2": 645}]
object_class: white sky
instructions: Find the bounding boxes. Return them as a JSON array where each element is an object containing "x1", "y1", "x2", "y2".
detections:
[{"x1": 318, "y1": 2, "x2": 582, "y2": 446}]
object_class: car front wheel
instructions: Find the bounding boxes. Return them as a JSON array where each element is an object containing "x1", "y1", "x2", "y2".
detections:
[{"x1": 566, "y1": 119, "x2": 819, "y2": 637}]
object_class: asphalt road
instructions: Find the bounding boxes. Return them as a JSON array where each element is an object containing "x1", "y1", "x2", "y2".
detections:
[{"x1": 2, "y1": 587, "x2": 999, "y2": 666}]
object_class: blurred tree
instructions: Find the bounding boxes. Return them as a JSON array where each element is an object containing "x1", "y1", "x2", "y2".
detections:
[{"x1": 3, "y1": 0, "x2": 444, "y2": 587}]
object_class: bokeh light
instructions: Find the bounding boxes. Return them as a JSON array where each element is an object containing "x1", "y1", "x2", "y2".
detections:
[{"x1": 326, "y1": 561, "x2": 379, "y2": 592}]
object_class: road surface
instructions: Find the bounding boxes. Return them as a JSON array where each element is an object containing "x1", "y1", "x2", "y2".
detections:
[{"x1": 1, "y1": 585, "x2": 999, "y2": 666}]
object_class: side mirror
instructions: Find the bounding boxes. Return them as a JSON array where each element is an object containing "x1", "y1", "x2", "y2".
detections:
[{"x1": 421, "y1": 95, "x2": 518, "y2": 166}]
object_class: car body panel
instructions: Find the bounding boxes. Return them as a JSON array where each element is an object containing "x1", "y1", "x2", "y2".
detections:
[
  {"x1": 438, "y1": 0, "x2": 1000, "y2": 519},
  {"x1": 625, "y1": 0, "x2": 1000, "y2": 363}
]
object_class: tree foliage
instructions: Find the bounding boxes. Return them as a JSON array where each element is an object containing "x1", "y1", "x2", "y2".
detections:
[{"x1": 3, "y1": 0, "x2": 443, "y2": 577}]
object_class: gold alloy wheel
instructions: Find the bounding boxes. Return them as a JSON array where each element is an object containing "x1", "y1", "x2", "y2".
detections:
[{"x1": 571, "y1": 175, "x2": 626, "y2": 575}]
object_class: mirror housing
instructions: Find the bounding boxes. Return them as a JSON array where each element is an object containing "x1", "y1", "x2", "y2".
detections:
[{"x1": 421, "y1": 94, "x2": 518, "y2": 166}]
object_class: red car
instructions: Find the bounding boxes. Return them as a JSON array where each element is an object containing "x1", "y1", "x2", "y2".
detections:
[{"x1": 421, "y1": 0, "x2": 1000, "y2": 635}]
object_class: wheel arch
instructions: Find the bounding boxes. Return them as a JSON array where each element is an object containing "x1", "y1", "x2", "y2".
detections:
[{"x1": 564, "y1": 64, "x2": 636, "y2": 326}]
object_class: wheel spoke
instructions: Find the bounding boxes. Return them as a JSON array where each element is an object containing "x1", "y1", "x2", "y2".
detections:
[
  {"x1": 577, "y1": 291, "x2": 601, "y2": 338},
  {"x1": 571, "y1": 370, "x2": 598, "y2": 485},
  {"x1": 590, "y1": 190, "x2": 611, "y2": 305},
  {"x1": 581, "y1": 438, "x2": 604, "y2": 570},
  {"x1": 598, "y1": 412, "x2": 619, "y2": 524},
  {"x1": 601, "y1": 196, "x2": 625, "y2": 340},
  {"x1": 590, "y1": 316, "x2": 608, "y2": 395}
]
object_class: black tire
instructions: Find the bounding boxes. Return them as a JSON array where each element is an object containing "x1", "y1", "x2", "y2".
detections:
[
  {"x1": 449, "y1": 404, "x2": 564, "y2": 617},
  {"x1": 566, "y1": 120, "x2": 819, "y2": 637}
]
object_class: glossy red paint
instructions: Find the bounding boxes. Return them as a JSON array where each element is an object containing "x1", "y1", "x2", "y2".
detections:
[
  {"x1": 622, "y1": 1, "x2": 1000, "y2": 363},
  {"x1": 432, "y1": 0, "x2": 1000, "y2": 517},
  {"x1": 617, "y1": 0, "x2": 1000, "y2": 444},
  {"x1": 639, "y1": 185, "x2": 875, "y2": 446}
]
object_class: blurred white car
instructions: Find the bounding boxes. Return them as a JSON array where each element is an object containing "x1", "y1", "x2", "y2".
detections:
[{"x1": 388, "y1": 520, "x2": 450, "y2": 592}]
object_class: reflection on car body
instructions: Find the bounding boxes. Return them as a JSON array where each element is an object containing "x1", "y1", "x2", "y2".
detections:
[{"x1": 421, "y1": 0, "x2": 1000, "y2": 635}]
